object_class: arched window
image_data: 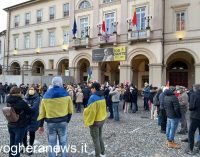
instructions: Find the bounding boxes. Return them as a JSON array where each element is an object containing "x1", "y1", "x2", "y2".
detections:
[{"x1": 79, "y1": 0, "x2": 91, "y2": 9}]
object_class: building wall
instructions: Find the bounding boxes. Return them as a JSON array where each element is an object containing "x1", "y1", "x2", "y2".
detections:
[{"x1": 4, "y1": 0, "x2": 200, "y2": 88}]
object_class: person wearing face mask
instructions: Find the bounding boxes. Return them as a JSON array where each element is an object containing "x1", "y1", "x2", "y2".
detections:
[{"x1": 22, "y1": 87, "x2": 40, "y2": 156}]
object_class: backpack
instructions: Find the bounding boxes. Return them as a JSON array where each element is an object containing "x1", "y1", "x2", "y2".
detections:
[{"x1": 2, "y1": 104, "x2": 19, "y2": 122}]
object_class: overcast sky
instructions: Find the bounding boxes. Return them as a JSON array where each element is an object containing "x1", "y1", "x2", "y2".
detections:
[{"x1": 0, "y1": 0, "x2": 28, "y2": 32}]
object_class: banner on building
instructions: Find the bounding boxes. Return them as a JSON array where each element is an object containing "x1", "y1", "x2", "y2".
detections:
[{"x1": 92, "y1": 46, "x2": 126, "y2": 62}]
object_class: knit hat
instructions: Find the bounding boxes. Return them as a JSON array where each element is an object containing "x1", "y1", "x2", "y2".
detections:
[{"x1": 52, "y1": 77, "x2": 63, "y2": 87}]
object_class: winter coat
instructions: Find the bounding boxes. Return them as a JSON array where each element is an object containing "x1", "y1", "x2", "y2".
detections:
[
  {"x1": 143, "y1": 86, "x2": 150, "y2": 98},
  {"x1": 76, "y1": 91, "x2": 84, "y2": 103},
  {"x1": 131, "y1": 89, "x2": 138, "y2": 103},
  {"x1": 164, "y1": 89, "x2": 181, "y2": 119},
  {"x1": 24, "y1": 93, "x2": 40, "y2": 132},
  {"x1": 178, "y1": 92, "x2": 189, "y2": 109},
  {"x1": 109, "y1": 89, "x2": 120, "y2": 103},
  {"x1": 189, "y1": 90, "x2": 200, "y2": 120},
  {"x1": 6, "y1": 95, "x2": 33, "y2": 128},
  {"x1": 83, "y1": 91, "x2": 107, "y2": 127},
  {"x1": 124, "y1": 91, "x2": 131, "y2": 103},
  {"x1": 82, "y1": 87, "x2": 90, "y2": 100},
  {"x1": 159, "y1": 92, "x2": 165, "y2": 110}
]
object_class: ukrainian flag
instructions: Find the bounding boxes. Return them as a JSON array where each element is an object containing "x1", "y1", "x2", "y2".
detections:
[
  {"x1": 83, "y1": 94, "x2": 107, "y2": 127},
  {"x1": 38, "y1": 86, "x2": 73, "y2": 122}
]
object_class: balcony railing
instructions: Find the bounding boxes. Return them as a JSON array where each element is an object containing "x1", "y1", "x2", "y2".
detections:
[
  {"x1": 37, "y1": 17, "x2": 42, "y2": 23},
  {"x1": 64, "y1": 11, "x2": 69, "y2": 17},
  {"x1": 98, "y1": 33, "x2": 118, "y2": 46},
  {"x1": 49, "y1": 14, "x2": 55, "y2": 20},
  {"x1": 128, "y1": 29, "x2": 151, "y2": 43},
  {"x1": 14, "y1": 23, "x2": 19, "y2": 28},
  {"x1": 71, "y1": 37, "x2": 90, "y2": 49}
]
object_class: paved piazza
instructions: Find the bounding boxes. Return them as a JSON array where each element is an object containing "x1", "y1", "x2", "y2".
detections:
[{"x1": 0, "y1": 100, "x2": 199, "y2": 157}]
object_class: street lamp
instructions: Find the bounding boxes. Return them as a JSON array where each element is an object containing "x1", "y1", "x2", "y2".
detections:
[
  {"x1": 36, "y1": 48, "x2": 40, "y2": 54},
  {"x1": 14, "y1": 48, "x2": 18, "y2": 55}
]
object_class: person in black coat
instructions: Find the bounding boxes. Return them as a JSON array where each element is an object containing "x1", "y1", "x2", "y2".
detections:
[
  {"x1": 185, "y1": 84, "x2": 200, "y2": 155},
  {"x1": 82, "y1": 84, "x2": 90, "y2": 108},
  {"x1": 124, "y1": 87, "x2": 131, "y2": 113},
  {"x1": 164, "y1": 87, "x2": 181, "y2": 149},
  {"x1": 6, "y1": 86, "x2": 33, "y2": 157},
  {"x1": 130, "y1": 86, "x2": 138, "y2": 113},
  {"x1": 23, "y1": 87, "x2": 40, "y2": 155}
]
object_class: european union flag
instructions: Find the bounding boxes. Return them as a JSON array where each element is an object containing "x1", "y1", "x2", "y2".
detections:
[{"x1": 72, "y1": 18, "x2": 77, "y2": 38}]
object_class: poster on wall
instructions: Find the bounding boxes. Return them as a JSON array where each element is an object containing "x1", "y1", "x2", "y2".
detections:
[{"x1": 92, "y1": 46, "x2": 126, "y2": 62}]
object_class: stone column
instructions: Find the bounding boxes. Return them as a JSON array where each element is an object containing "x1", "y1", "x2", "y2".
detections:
[
  {"x1": 149, "y1": 64, "x2": 162, "y2": 87},
  {"x1": 120, "y1": 65, "x2": 132, "y2": 84},
  {"x1": 162, "y1": 65, "x2": 167, "y2": 85},
  {"x1": 91, "y1": 66, "x2": 101, "y2": 83},
  {"x1": 69, "y1": 67, "x2": 76, "y2": 83},
  {"x1": 195, "y1": 64, "x2": 200, "y2": 84}
]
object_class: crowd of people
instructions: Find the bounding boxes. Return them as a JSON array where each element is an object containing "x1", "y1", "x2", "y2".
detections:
[{"x1": 1, "y1": 78, "x2": 200, "y2": 157}]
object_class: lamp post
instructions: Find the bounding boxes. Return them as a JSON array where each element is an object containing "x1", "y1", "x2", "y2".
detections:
[
  {"x1": 112, "y1": 22, "x2": 118, "y2": 34},
  {"x1": 97, "y1": 24, "x2": 102, "y2": 36},
  {"x1": 13, "y1": 48, "x2": 18, "y2": 55},
  {"x1": 145, "y1": 16, "x2": 152, "y2": 30}
]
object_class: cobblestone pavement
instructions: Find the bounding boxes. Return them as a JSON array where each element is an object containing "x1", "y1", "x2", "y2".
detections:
[{"x1": 0, "y1": 99, "x2": 199, "y2": 157}]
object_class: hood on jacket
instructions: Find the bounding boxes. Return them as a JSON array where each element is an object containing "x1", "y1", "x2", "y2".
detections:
[
  {"x1": 164, "y1": 89, "x2": 174, "y2": 96},
  {"x1": 94, "y1": 90, "x2": 104, "y2": 97}
]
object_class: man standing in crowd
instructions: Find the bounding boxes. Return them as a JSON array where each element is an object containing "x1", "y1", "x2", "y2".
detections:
[
  {"x1": 82, "y1": 83, "x2": 90, "y2": 108},
  {"x1": 177, "y1": 86, "x2": 189, "y2": 135},
  {"x1": 0, "y1": 82, "x2": 5, "y2": 103},
  {"x1": 38, "y1": 77, "x2": 73, "y2": 157},
  {"x1": 83, "y1": 82, "x2": 107, "y2": 157},
  {"x1": 143, "y1": 82, "x2": 150, "y2": 111},
  {"x1": 109, "y1": 86, "x2": 120, "y2": 121},
  {"x1": 159, "y1": 87, "x2": 168, "y2": 133},
  {"x1": 185, "y1": 84, "x2": 200, "y2": 155},
  {"x1": 164, "y1": 87, "x2": 181, "y2": 149}
]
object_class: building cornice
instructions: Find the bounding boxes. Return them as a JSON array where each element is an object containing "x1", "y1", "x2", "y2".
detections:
[
  {"x1": 3, "y1": 0, "x2": 45, "y2": 11},
  {"x1": 171, "y1": 3, "x2": 190, "y2": 9}
]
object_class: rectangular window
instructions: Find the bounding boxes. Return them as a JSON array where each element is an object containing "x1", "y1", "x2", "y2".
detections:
[
  {"x1": 14, "y1": 36, "x2": 19, "y2": 49},
  {"x1": 49, "y1": 32, "x2": 56, "y2": 46},
  {"x1": 136, "y1": 7, "x2": 146, "y2": 30},
  {"x1": 80, "y1": 17, "x2": 89, "y2": 38},
  {"x1": 49, "y1": 6, "x2": 55, "y2": 20},
  {"x1": 14, "y1": 15, "x2": 20, "y2": 28},
  {"x1": 24, "y1": 34, "x2": 30, "y2": 49},
  {"x1": 37, "y1": 9, "x2": 42, "y2": 23},
  {"x1": 63, "y1": 3, "x2": 69, "y2": 17},
  {"x1": 63, "y1": 30, "x2": 69, "y2": 44},
  {"x1": 36, "y1": 32, "x2": 42, "y2": 48},
  {"x1": 176, "y1": 11, "x2": 185, "y2": 31},
  {"x1": 105, "y1": 12, "x2": 115, "y2": 35},
  {"x1": 25, "y1": 13, "x2": 30, "y2": 25}
]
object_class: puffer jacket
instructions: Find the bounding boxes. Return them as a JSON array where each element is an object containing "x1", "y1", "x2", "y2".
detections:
[
  {"x1": 189, "y1": 90, "x2": 200, "y2": 120},
  {"x1": 109, "y1": 89, "x2": 120, "y2": 103},
  {"x1": 164, "y1": 89, "x2": 181, "y2": 119},
  {"x1": 6, "y1": 95, "x2": 33, "y2": 128}
]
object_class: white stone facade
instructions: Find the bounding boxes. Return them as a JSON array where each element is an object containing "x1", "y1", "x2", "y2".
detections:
[{"x1": 3, "y1": 0, "x2": 200, "y2": 89}]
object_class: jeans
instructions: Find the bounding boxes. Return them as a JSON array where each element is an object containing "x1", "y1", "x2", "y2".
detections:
[
  {"x1": 144, "y1": 97, "x2": 149, "y2": 110},
  {"x1": 76, "y1": 102, "x2": 82, "y2": 112},
  {"x1": 47, "y1": 122, "x2": 68, "y2": 157},
  {"x1": 188, "y1": 118, "x2": 200, "y2": 150},
  {"x1": 108, "y1": 103, "x2": 113, "y2": 118},
  {"x1": 112, "y1": 102, "x2": 119, "y2": 121},
  {"x1": 180, "y1": 107, "x2": 187, "y2": 132},
  {"x1": 8, "y1": 127, "x2": 27, "y2": 157},
  {"x1": 0, "y1": 92, "x2": 5, "y2": 103},
  {"x1": 90, "y1": 124, "x2": 105, "y2": 157},
  {"x1": 131, "y1": 102, "x2": 137, "y2": 113},
  {"x1": 160, "y1": 109, "x2": 167, "y2": 132},
  {"x1": 23, "y1": 131, "x2": 36, "y2": 147},
  {"x1": 166, "y1": 118, "x2": 179, "y2": 141}
]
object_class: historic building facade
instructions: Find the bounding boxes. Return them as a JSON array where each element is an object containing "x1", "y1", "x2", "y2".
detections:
[
  {"x1": 0, "y1": 30, "x2": 6, "y2": 75},
  {"x1": 3, "y1": 0, "x2": 200, "y2": 89}
]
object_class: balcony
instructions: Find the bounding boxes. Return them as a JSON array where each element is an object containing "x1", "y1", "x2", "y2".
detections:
[
  {"x1": 71, "y1": 37, "x2": 90, "y2": 49},
  {"x1": 37, "y1": 17, "x2": 42, "y2": 23},
  {"x1": 98, "y1": 33, "x2": 118, "y2": 46},
  {"x1": 128, "y1": 29, "x2": 151, "y2": 43},
  {"x1": 49, "y1": 14, "x2": 55, "y2": 20}
]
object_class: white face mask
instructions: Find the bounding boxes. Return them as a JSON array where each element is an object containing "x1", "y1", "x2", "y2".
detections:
[{"x1": 177, "y1": 91, "x2": 180, "y2": 94}]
